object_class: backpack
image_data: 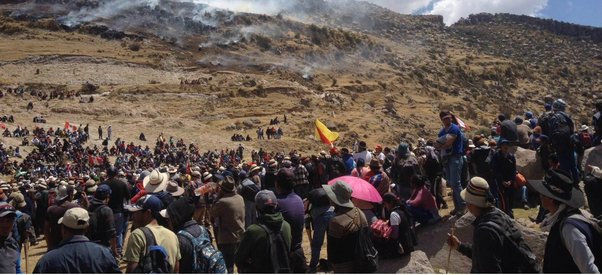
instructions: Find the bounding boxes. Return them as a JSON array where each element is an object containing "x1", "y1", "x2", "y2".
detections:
[
  {"x1": 134, "y1": 227, "x2": 173, "y2": 273},
  {"x1": 178, "y1": 227, "x2": 227, "y2": 273},
  {"x1": 353, "y1": 226, "x2": 379, "y2": 273},
  {"x1": 548, "y1": 112, "x2": 573, "y2": 151},
  {"x1": 256, "y1": 223, "x2": 292, "y2": 273},
  {"x1": 423, "y1": 151, "x2": 440, "y2": 176},
  {"x1": 483, "y1": 221, "x2": 541, "y2": 273},
  {"x1": 86, "y1": 205, "x2": 109, "y2": 245},
  {"x1": 562, "y1": 215, "x2": 602, "y2": 270}
]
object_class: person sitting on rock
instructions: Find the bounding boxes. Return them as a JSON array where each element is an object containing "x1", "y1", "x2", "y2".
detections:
[{"x1": 139, "y1": 132, "x2": 146, "y2": 141}]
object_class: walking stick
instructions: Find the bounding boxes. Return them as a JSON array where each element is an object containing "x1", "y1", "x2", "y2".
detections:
[
  {"x1": 24, "y1": 242, "x2": 29, "y2": 273},
  {"x1": 446, "y1": 226, "x2": 456, "y2": 274}
]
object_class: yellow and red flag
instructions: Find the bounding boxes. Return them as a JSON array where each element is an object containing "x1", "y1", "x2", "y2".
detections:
[{"x1": 314, "y1": 119, "x2": 339, "y2": 145}]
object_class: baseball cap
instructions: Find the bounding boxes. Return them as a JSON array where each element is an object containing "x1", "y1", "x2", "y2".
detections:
[
  {"x1": 94, "y1": 184, "x2": 112, "y2": 200},
  {"x1": 58, "y1": 207, "x2": 89, "y2": 229},
  {"x1": 0, "y1": 203, "x2": 16, "y2": 218},
  {"x1": 125, "y1": 194, "x2": 163, "y2": 213}
]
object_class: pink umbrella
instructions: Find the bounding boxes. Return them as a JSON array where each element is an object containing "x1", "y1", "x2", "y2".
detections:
[{"x1": 328, "y1": 176, "x2": 382, "y2": 203}]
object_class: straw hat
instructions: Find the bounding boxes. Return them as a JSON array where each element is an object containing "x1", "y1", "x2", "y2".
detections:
[{"x1": 143, "y1": 169, "x2": 169, "y2": 193}]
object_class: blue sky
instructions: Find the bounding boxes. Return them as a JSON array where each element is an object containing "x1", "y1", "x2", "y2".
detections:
[
  {"x1": 364, "y1": 0, "x2": 602, "y2": 27},
  {"x1": 538, "y1": 0, "x2": 602, "y2": 27}
]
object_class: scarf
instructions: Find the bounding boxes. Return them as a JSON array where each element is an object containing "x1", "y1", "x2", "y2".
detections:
[{"x1": 540, "y1": 204, "x2": 567, "y2": 232}]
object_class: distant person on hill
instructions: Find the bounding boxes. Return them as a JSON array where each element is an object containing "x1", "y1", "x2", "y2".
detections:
[{"x1": 98, "y1": 125, "x2": 103, "y2": 140}]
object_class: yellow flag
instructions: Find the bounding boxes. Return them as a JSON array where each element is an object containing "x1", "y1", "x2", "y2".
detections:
[{"x1": 315, "y1": 119, "x2": 339, "y2": 145}]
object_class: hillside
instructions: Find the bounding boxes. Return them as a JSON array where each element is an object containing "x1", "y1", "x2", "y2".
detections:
[{"x1": 1, "y1": 0, "x2": 601, "y2": 155}]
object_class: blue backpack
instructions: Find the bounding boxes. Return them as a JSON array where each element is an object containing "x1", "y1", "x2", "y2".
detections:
[
  {"x1": 135, "y1": 227, "x2": 173, "y2": 273},
  {"x1": 178, "y1": 226, "x2": 227, "y2": 273}
]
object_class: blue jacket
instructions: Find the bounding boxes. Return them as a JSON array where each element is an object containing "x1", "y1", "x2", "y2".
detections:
[
  {"x1": 33, "y1": 235, "x2": 120, "y2": 273},
  {"x1": 0, "y1": 234, "x2": 20, "y2": 274}
]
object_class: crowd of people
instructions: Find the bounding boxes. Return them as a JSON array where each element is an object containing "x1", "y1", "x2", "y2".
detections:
[
  {"x1": 0, "y1": 97, "x2": 600, "y2": 273},
  {"x1": 3, "y1": 86, "x2": 80, "y2": 101}
]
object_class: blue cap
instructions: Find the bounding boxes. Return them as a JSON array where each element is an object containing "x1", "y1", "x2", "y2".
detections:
[
  {"x1": 94, "y1": 184, "x2": 112, "y2": 199},
  {"x1": 125, "y1": 195, "x2": 163, "y2": 213},
  {"x1": 544, "y1": 103, "x2": 552, "y2": 111}
]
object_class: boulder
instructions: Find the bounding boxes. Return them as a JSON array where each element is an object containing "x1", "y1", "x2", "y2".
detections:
[
  {"x1": 582, "y1": 144, "x2": 602, "y2": 171},
  {"x1": 251, "y1": 118, "x2": 262, "y2": 124},
  {"x1": 242, "y1": 120, "x2": 254, "y2": 128},
  {"x1": 515, "y1": 147, "x2": 544, "y2": 181},
  {"x1": 415, "y1": 214, "x2": 547, "y2": 273},
  {"x1": 415, "y1": 216, "x2": 473, "y2": 274},
  {"x1": 375, "y1": 250, "x2": 434, "y2": 273}
]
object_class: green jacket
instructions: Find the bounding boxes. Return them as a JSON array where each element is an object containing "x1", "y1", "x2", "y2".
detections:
[{"x1": 235, "y1": 212, "x2": 292, "y2": 273}]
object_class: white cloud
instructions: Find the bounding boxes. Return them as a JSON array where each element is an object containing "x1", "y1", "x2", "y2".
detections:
[
  {"x1": 363, "y1": 0, "x2": 433, "y2": 14},
  {"x1": 428, "y1": 0, "x2": 548, "y2": 26}
]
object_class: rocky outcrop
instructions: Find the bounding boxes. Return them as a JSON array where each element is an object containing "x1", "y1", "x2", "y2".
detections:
[
  {"x1": 456, "y1": 13, "x2": 602, "y2": 43},
  {"x1": 415, "y1": 214, "x2": 547, "y2": 273},
  {"x1": 582, "y1": 145, "x2": 602, "y2": 171},
  {"x1": 515, "y1": 147, "x2": 544, "y2": 181}
]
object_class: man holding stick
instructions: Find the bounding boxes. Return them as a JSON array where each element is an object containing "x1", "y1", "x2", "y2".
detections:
[{"x1": 446, "y1": 177, "x2": 539, "y2": 273}]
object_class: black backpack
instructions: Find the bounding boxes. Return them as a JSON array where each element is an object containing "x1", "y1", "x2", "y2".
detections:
[
  {"x1": 353, "y1": 226, "x2": 379, "y2": 273},
  {"x1": 86, "y1": 205, "x2": 109, "y2": 245},
  {"x1": 256, "y1": 223, "x2": 292, "y2": 273},
  {"x1": 483, "y1": 221, "x2": 541, "y2": 273},
  {"x1": 548, "y1": 112, "x2": 573, "y2": 151},
  {"x1": 134, "y1": 227, "x2": 173, "y2": 273}
]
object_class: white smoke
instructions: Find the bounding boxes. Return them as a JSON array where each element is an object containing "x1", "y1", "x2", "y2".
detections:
[
  {"x1": 61, "y1": 0, "x2": 160, "y2": 27},
  {"x1": 428, "y1": 0, "x2": 548, "y2": 26},
  {"x1": 188, "y1": 0, "x2": 294, "y2": 15}
]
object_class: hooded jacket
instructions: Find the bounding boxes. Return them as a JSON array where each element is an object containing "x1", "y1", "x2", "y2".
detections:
[{"x1": 235, "y1": 212, "x2": 292, "y2": 273}]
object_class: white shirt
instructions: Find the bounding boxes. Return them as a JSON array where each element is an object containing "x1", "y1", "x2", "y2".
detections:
[
  {"x1": 353, "y1": 151, "x2": 373, "y2": 164},
  {"x1": 389, "y1": 211, "x2": 401, "y2": 226},
  {"x1": 561, "y1": 223, "x2": 599, "y2": 273}
]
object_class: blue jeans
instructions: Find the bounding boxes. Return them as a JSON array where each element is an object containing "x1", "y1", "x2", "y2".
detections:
[
  {"x1": 557, "y1": 150, "x2": 579, "y2": 184},
  {"x1": 114, "y1": 212, "x2": 125, "y2": 254},
  {"x1": 519, "y1": 186, "x2": 528, "y2": 203},
  {"x1": 407, "y1": 205, "x2": 433, "y2": 225},
  {"x1": 310, "y1": 210, "x2": 334, "y2": 270},
  {"x1": 444, "y1": 155, "x2": 466, "y2": 210}
]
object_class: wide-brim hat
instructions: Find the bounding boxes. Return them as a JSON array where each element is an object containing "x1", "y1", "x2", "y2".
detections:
[
  {"x1": 167, "y1": 166, "x2": 178, "y2": 174},
  {"x1": 528, "y1": 169, "x2": 585, "y2": 209},
  {"x1": 322, "y1": 181, "x2": 354, "y2": 208},
  {"x1": 9, "y1": 193, "x2": 27, "y2": 208},
  {"x1": 369, "y1": 158, "x2": 381, "y2": 168},
  {"x1": 165, "y1": 181, "x2": 185, "y2": 197},
  {"x1": 218, "y1": 176, "x2": 236, "y2": 193},
  {"x1": 250, "y1": 165, "x2": 262, "y2": 173},
  {"x1": 143, "y1": 169, "x2": 169, "y2": 193},
  {"x1": 268, "y1": 159, "x2": 278, "y2": 168},
  {"x1": 580, "y1": 125, "x2": 589, "y2": 132},
  {"x1": 202, "y1": 172, "x2": 213, "y2": 182},
  {"x1": 85, "y1": 179, "x2": 96, "y2": 187},
  {"x1": 86, "y1": 185, "x2": 98, "y2": 193}
]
